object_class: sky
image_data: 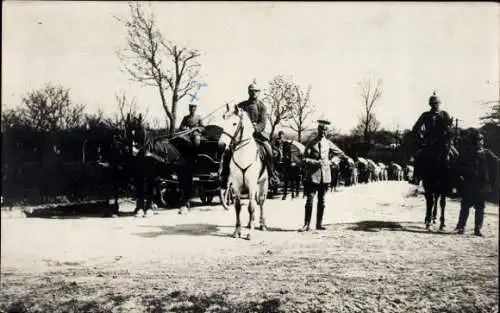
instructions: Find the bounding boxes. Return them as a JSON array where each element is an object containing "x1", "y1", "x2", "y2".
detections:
[{"x1": 2, "y1": 1, "x2": 499, "y2": 134}]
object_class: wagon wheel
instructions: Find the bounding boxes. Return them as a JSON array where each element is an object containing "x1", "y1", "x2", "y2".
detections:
[{"x1": 219, "y1": 184, "x2": 234, "y2": 211}]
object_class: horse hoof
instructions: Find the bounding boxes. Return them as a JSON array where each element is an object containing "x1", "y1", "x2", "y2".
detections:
[
  {"x1": 432, "y1": 220, "x2": 436, "y2": 225},
  {"x1": 232, "y1": 232, "x2": 241, "y2": 238},
  {"x1": 246, "y1": 234, "x2": 251, "y2": 240},
  {"x1": 259, "y1": 225, "x2": 268, "y2": 231},
  {"x1": 439, "y1": 224, "x2": 446, "y2": 231},
  {"x1": 425, "y1": 223, "x2": 430, "y2": 230}
]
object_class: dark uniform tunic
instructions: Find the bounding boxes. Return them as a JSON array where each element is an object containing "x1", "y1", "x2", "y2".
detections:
[
  {"x1": 411, "y1": 109, "x2": 454, "y2": 183},
  {"x1": 179, "y1": 114, "x2": 204, "y2": 130},
  {"x1": 237, "y1": 99, "x2": 268, "y2": 136},
  {"x1": 412, "y1": 110, "x2": 453, "y2": 146},
  {"x1": 456, "y1": 146, "x2": 499, "y2": 233}
]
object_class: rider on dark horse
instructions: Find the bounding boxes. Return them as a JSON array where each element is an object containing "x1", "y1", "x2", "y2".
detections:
[
  {"x1": 220, "y1": 80, "x2": 280, "y2": 187},
  {"x1": 410, "y1": 91, "x2": 456, "y2": 188}
]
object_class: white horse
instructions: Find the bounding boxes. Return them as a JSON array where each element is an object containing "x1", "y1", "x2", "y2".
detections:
[{"x1": 218, "y1": 104, "x2": 269, "y2": 240}]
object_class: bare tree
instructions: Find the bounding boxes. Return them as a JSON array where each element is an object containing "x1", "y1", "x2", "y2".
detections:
[
  {"x1": 20, "y1": 83, "x2": 85, "y2": 131},
  {"x1": 288, "y1": 85, "x2": 315, "y2": 142},
  {"x1": 113, "y1": 91, "x2": 140, "y2": 128},
  {"x1": 116, "y1": 3, "x2": 202, "y2": 135},
  {"x1": 356, "y1": 77, "x2": 383, "y2": 143},
  {"x1": 264, "y1": 75, "x2": 295, "y2": 140}
]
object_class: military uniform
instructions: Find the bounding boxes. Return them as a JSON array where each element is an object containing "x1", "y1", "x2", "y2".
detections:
[
  {"x1": 300, "y1": 120, "x2": 344, "y2": 231},
  {"x1": 455, "y1": 131, "x2": 499, "y2": 236},
  {"x1": 220, "y1": 81, "x2": 279, "y2": 187},
  {"x1": 179, "y1": 113, "x2": 204, "y2": 130},
  {"x1": 410, "y1": 91, "x2": 454, "y2": 185}
]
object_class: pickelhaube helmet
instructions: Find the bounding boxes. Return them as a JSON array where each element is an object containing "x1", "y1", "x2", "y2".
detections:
[
  {"x1": 248, "y1": 79, "x2": 260, "y2": 92},
  {"x1": 429, "y1": 91, "x2": 441, "y2": 105}
]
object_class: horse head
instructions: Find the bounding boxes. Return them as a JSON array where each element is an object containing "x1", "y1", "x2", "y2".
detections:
[{"x1": 218, "y1": 103, "x2": 252, "y2": 149}]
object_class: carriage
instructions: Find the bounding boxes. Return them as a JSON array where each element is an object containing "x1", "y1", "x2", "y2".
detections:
[{"x1": 168, "y1": 125, "x2": 233, "y2": 207}]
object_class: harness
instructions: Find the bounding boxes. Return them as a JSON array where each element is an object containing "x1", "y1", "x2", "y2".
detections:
[{"x1": 221, "y1": 117, "x2": 262, "y2": 188}]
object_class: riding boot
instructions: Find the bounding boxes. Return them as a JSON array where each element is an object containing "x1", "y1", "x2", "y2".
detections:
[
  {"x1": 300, "y1": 183, "x2": 314, "y2": 232},
  {"x1": 316, "y1": 185, "x2": 326, "y2": 230},
  {"x1": 261, "y1": 141, "x2": 280, "y2": 184}
]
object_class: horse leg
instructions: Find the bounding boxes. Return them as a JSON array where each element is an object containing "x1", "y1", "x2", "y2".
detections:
[
  {"x1": 232, "y1": 197, "x2": 242, "y2": 238},
  {"x1": 424, "y1": 190, "x2": 434, "y2": 229},
  {"x1": 439, "y1": 194, "x2": 446, "y2": 230},
  {"x1": 282, "y1": 169, "x2": 288, "y2": 200},
  {"x1": 258, "y1": 181, "x2": 268, "y2": 231},
  {"x1": 246, "y1": 190, "x2": 256, "y2": 240},
  {"x1": 294, "y1": 171, "x2": 300, "y2": 198},
  {"x1": 432, "y1": 193, "x2": 438, "y2": 224}
]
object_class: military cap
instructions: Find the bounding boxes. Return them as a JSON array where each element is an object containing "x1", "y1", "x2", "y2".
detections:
[
  {"x1": 189, "y1": 103, "x2": 197, "y2": 107},
  {"x1": 429, "y1": 91, "x2": 441, "y2": 105},
  {"x1": 248, "y1": 79, "x2": 260, "y2": 92},
  {"x1": 317, "y1": 119, "x2": 331, "y2": 126}
]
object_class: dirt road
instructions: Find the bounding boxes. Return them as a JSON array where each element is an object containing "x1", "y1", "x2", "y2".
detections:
[{"x1": 1, "y1": 182, "x2": 498, "y2": 313}]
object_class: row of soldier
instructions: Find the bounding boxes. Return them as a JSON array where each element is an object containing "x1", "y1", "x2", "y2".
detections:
[{"x1": 131, "y1": 80, "x2": 497, "y2": 236}]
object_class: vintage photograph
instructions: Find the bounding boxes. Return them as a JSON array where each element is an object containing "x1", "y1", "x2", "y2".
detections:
[{"x1": 1, "y1": 2, "x2": 498, "y2": 312}]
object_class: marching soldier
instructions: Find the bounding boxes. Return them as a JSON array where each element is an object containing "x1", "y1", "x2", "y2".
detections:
[
  {"x1": 299, "y1": 120, "x2": 344, "y2": 232},
  {"x1": 410, "y1": 91, "x2": 454, "y2": 185},
  {"x1": 455, "y1": 130, "x2": 499, "y2": 236},
  {"x1": 220, "y1": 80, "x2": 280, "y2": 187}
]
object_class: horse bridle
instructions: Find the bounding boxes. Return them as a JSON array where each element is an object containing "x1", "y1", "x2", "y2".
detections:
[
  {"x1": 221, "y1": 114, "x2": 259, "y2": 181},
  {"x1": 222, "y1": 115, "x2": 252, "y2": 152}
]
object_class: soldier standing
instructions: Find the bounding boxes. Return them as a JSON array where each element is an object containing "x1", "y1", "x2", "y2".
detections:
[
  {"x1": 299, "y1": 120, "x2": 344, "y2": 232},
  {"x1": 455, "y1": 130, "x2": 499, "y2": 236}
]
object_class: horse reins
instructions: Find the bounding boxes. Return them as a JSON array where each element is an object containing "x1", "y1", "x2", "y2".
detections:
[{"x1": 221, "y1": 117, "x2": 259, "y2": 188}]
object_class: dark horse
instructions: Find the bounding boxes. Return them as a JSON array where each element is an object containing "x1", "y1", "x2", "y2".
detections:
[
  {"x1": 281, "y1": 141, "x2": 302, "y2": 200},
  {"x1": 123, "y1": 115, "x2": 185, "y2": 216},
  {"x1": 417, "y1": 141, "x2": 458, "y2": 230}
]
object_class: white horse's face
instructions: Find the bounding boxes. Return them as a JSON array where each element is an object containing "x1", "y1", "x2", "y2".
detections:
[{"x1": 219, "y1": 104, "x2": 243, "y2": 147}]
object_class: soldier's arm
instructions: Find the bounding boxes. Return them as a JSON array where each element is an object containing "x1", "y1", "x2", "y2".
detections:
[
  {"x1": 303, "y1": 145, "x2": 320, "y2": 165},
  {"x1": 328, "y1": 141, "x2": 345, "y2": 157},
  {"x1": 411, "y1": 113, "x2": 426, "y2": 133},
  {"x1": 196, "y1": 116, "x2": 205, "y2": 130}
]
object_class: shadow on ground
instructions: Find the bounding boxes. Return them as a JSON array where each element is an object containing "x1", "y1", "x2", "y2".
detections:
[
  {"x1": 346, "y1": 220, "x2": 458, "y2": 236},
  {"x1": 136, "y1": 223, "x2": 298, "y2": 238}
]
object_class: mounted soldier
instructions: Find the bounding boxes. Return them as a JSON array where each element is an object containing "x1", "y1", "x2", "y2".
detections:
[
  {"x1": 219, "y1": 80, "x2": 280, "y2": 187},
  {"x1": 410, "y1": 91, "x2": 455, "y2": 185}
]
